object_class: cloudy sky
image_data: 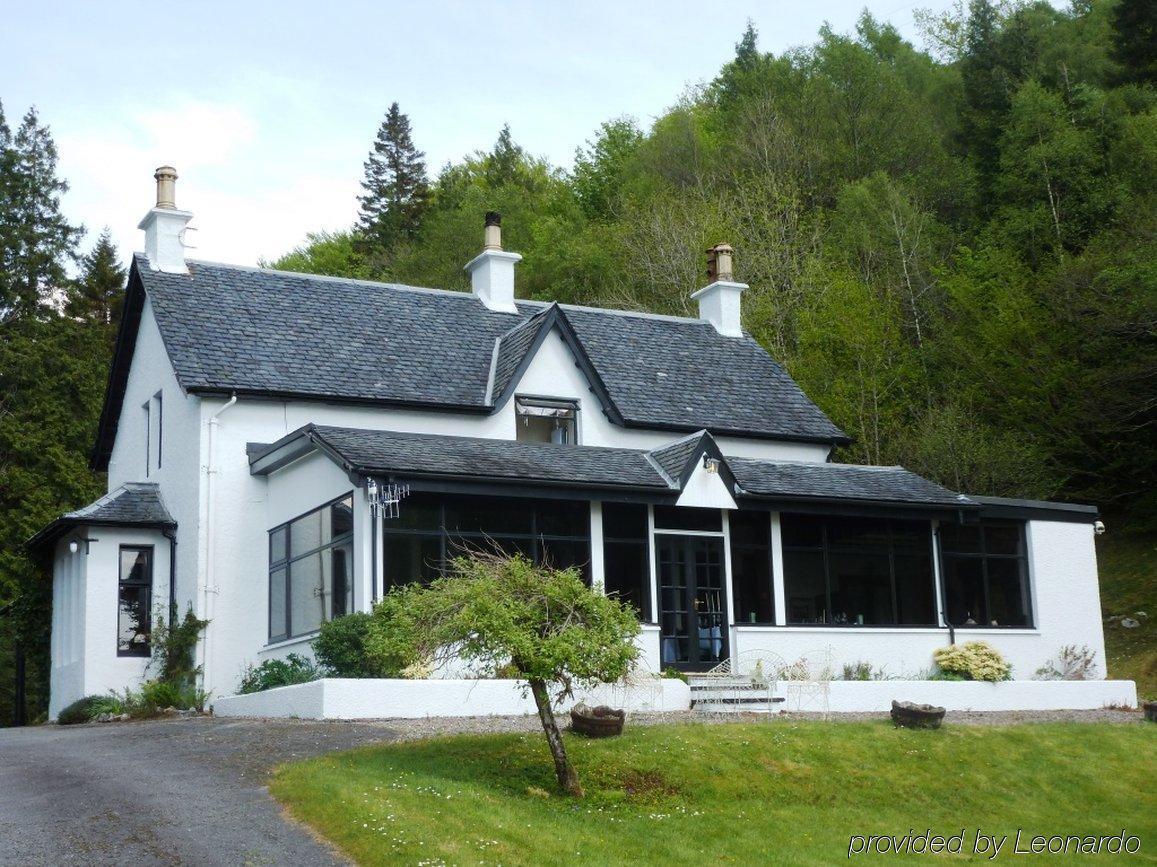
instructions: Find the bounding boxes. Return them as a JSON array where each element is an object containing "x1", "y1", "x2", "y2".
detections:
[{"x1": 3, "y1": 0, "x2": 967, "y2": 267}]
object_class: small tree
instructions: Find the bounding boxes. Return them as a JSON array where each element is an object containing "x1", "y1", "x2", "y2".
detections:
[{"x1": 365, "y1": 553, "x2": 640, "y2": 796}]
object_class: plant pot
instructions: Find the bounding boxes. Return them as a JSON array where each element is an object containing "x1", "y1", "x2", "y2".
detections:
[
  {"x1": 1144, "y1": 701, "x2": 1156, "y2": 723},
  {"x1": 891, "y1": 700, "x2": 946, "y2": 729},
  {"x1": 570, "y1": 702, "x2": 625, "y2": 738}
]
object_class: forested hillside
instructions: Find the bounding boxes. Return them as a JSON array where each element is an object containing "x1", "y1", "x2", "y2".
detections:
[
  {"x1": 276, "y1": 0, "x2": 1155, "y2": 522},
  {"x1": 1, "y1": 0, "x2": 1153, "y2": 724}
]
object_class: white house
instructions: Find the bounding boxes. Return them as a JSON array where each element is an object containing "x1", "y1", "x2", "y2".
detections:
[{"x1": 31, "y1": 168, "x2": 1122, "y2": 718}]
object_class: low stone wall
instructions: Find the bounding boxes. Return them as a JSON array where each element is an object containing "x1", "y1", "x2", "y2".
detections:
[
  {"x1": 212, "y1": 676, "x2": 1137, "y2": 720},
  {"x1": 212, "y1": 677, "x2": 691, "y2": 719}
]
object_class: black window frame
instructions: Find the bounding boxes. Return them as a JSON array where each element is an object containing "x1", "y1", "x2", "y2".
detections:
[
  {"x1": 268, "y1": 492, "x2": 355, "y2": 643},
  {"x1": 117, "y1": 544, "x2": 154, "y2": 657},
  {"x1": 514, "y1": 395, "x2": 579, "y2": 445},
  {"x1": 729, "y1": 509, "x2": 775, "y2": 625},
  {"x1": 602, "y1": 501, "x2": 653, "y2": 622},
  {"x1": 381, "y1": 492, "x2": 592, "y2": 592},
  {"x1": 781, "y1": 514, "x2": 938, "y2": 627},
  {"x1": 940, "y1": 520, "x2": 1033, "y2": 628},
  {"x1": 142, "y1": 401, "x2": 151, "y2": 477},
  {"x1": 154, "y1": 390, "x2": 163, "y2": 470}
]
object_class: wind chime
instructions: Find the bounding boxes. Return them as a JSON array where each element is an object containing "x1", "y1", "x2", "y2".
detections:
[{"x1": 366, "y1": 478, "x2": 410, "y2": 519}]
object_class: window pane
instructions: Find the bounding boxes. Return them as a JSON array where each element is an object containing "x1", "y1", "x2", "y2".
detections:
[
  {"x1": 327, "y1": 543, "x2": 353, "y2": 619},
  {"x1": 731, "y1": 545, "x2": 773, "y2": 624},
  {"x1": 653, "y1": 505, "x2": 721, "y2": 532},
  {"x1": 828, "y1": 552, "x2": 893, "y2": 625},
  {"x1": 602, "y1": 502, "x2": 648, "y2": 540},
  {"x1": 536, "y1": 499, "x2": 590, "y2": 537},
  {"x1": 269, "y1": 567, "x2": 287, "y2": 641},
  {"x1": 118, "y1": 585, "x2": 151, "y2": 655},
  {"x1": 729, "y1": 510, "x2": 770, "y2": 546},
  {"x1": 984, "y1": 524, "x2": 1022, "y2": 556},
  {"x1": 943, "y1": 557, "x2": 985, "y2": 625},
  {"x1": 890, "y1": 520, "x2": 930, "y2": 554},
  {"x1": 540, "y1": 538, "x2": 590, "y2": 584},
  {"x1": 269, "y1": 527, "x2": 288, "y2": 564},
  {"x1": 517, "y1": 413, "x2": 576, "y2": 444},
  {"x1": 940, "y1": 523, "x2": 981, "y2": 553},
  {"x1": 826, "y1": 517, "x2": 890, "y2": 550},
  {"x1": 781, "y1": 513, "x2": 823, "y2": 548},
  {"x1": 120, "y1": 548, "x2": 151, "y2": 584},
  {"x1": 445, "y1": 495, "x2": 532, "y2": 536},
  {"x1": 392, "y1": 492, "x2": 442, "y2": 531},
  {"x1": 604, "y1": 540, "x2": 650, "y2": 621},
  {"x1": 784, "y1": 550, "x2": 826, "y2": 624},
  {"x1": 384, "y1": 533, "x2": 443, "y2": 589},
  {"x1": 986, "y1": 558, "x2": 1030, "y2": 626},
  {"x1": 290, "y1": 510, "x2": 323, "y2": 557},
  {"x1": 289, "y1": 553, "x2": 324, "y2": 637},
  {"x1": 331, "y1": 497, "x2": 354, "y2": 538},
  {"x1": 894, "y1": 555, "x2": 936, "y2": 625}
]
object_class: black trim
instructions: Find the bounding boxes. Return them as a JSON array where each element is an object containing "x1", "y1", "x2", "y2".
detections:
[
  {"x1": 92, "y1": 262, "x2": 146, "y2": 470},
  {"x1": 27, "y1": 517, "x2": 176, "y2": 558},
  {"x1": 972, "y1": 496, "x2": 1098, "y2": 524}
]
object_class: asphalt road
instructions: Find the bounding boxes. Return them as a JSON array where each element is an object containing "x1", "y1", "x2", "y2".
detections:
[{"x1": 0, "y1": 716, "x2": 402, "y2": 866}]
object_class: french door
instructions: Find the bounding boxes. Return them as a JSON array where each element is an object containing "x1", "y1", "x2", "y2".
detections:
[{"x1": 658, "y1": 535, "x2": 728, "y2": 671}]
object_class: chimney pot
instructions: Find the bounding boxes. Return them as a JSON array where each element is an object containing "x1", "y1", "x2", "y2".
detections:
[
  {"x1": 484, "y1": 211, "x2": 502, "y2": 250},
  {"x1": 154, "y1": 165, "x2": 178, "y2": 209},
  {"x1": 692, "y1": 243, "x2": 746, "y2": 337}
]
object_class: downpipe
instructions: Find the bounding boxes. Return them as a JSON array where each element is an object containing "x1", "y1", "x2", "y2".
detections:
[{"x1": 200, "y1": 392, "x2": 237, "y2": 695}]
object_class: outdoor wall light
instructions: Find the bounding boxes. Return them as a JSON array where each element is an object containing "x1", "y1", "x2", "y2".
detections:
[
  {"x1": 68, "y1": 536, "x2": 98, "y2": 555},
  {"x1": 703, "y1": 456, "x2": 720, "y2": 474}
]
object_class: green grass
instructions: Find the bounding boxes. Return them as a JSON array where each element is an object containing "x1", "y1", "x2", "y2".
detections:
[
  {"x1": 271, "y1": 721, "x2": 1156, "y2": 865},
  {"x1": 1098, "y1": 530, "x2": 1156, "y2": 699}
]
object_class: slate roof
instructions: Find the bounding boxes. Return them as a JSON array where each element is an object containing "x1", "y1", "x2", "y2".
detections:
[
  {"x1": 27, "y1": 483, "x2": 175, "y2": 552},
  {"x1": 94, "y1": 255, "x2": 849, "y2": 469},
  {"x1": 251, "y1": 425, "x2": 974, "y2": 512},
  {"x1": 728, "y1": 459, "x2": 970, "y2": 507},
  {"x1": 281, "y1": 425, "x2": 673, "y2": 491}
]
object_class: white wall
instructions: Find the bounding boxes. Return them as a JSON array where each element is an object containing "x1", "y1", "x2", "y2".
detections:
[
  {"x1": 106, "y1": 299, "x2": 202, "y2": 616},
  {"x1": 49, "y1": 525, "x2": 173, "y2": 718}
]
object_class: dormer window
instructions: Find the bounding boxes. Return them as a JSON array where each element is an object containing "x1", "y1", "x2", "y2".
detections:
[{"x1": 516, "y1": 396, "x2": 578, "y2": 445}]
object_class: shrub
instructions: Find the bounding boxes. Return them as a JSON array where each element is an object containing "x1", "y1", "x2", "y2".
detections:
[
  {"x1": 842, "y1": 661, "x2": 873, "y2": 681},
  {"x1": 57, "y1": 695, "x2": 106, "y2": 725},
  {"x1": 662, "y1": 667, "x2": 688, "y2": 683},
  {"x1": 312, "y1": 612, "x2": 393, "y2": 677},
  {"x1": 1035, "y1": 645, "x2": 1098, "y2": 680},
  {"x1": 112, "y1": 681, "x2": 208, "y2": 717},
  {"x1": 238, "y1": 654, "x2": 320, "y2": 694},
  {"x1": 933, "y1": 641, "x2": 1012, "y2": 682}
]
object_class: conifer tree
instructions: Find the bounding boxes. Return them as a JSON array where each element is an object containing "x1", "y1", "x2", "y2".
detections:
[
  {"x1": 357, "y1": 102, "x2": 429, "y2": 251},
  {"x1": 960, "y1": 0, "x2": 1009, "y2": 210},
  {"x1": 67, "y1": 228, "x2": 126, "y2": 327},
  {"x1": 0, "y1": 104, "x2": 82, "y2": 320},
  {"x1": 1111, "y1": 0, "x2": 1156, "y2": 85},
  {"x1": 484, "y1": 124, "x2": 525, "y2": 188}
]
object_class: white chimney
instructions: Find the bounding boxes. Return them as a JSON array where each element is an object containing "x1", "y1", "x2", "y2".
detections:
[
  {"x1": 464, "y1": 211, "x2": 521, "y2": 313},
  {"x1": 138, "y1": 165, "x2": 192, "y2": 274},
  {"x1": 691, "y1": 243, "x2": 747, "y2": 337}
]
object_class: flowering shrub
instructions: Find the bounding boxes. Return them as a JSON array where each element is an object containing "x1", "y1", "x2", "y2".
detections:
[{"x1": 932, "y1": 641, "x2": 1011, "y2": 682}]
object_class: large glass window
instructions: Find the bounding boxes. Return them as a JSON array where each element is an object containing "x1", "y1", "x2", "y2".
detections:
[
  {"x1": 515, "y1": 397, "x2": 578, "y2": 444},
  {"x1": 268, "y1": 495, "x2": 354, "y2": 642},
  {"x1": 730, "y1": 510, "x2": 773, "y2": 624},
  {"x1": 118, "y1": 546, "x2": 153, "y2": 656},
  {"x1": 382, "y1": 493, "x2": 591, "y2": 591},
  {"x1": 941, "y1": 521, "x2": 1032, "y2": 627},
  {"x1": 782, "y1": 514, "x2": 936, "y2": 626},
  {"x1": 602, "y1": 502, "x2": 651, "y2": 621}
]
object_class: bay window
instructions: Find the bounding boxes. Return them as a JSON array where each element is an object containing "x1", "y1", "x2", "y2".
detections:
[{"x1": 268, "y1": 495, "x2": 354, "y2": 642}]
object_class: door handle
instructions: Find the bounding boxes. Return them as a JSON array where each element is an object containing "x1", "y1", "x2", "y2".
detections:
[{"x1": 693, "y1": 598, "x2": 701, "y2": 610}]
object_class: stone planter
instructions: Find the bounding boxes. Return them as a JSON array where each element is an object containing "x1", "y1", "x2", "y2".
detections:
[
  {"x1": 570, "y1": 702, "x2": 625, "y2": 737},
  {"x1": 891, "y1": 700, "x2": 946, "y2": 729},
  {"x1": 1144, "y1": 701, "x2": 1156, "y2": 723}
]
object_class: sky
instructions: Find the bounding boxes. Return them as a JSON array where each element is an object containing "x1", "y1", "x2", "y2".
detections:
[{"x1": 2, "y1": 0, "x2": 972, "y2": 267}]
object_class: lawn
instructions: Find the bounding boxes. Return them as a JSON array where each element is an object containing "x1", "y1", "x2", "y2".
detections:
[
  {"x1": 1099, "y1": 529, "x2": 1156, "y2": 699},
  {"x1": 271, "y1": 721, "x2": 1155, "y2": 865}
]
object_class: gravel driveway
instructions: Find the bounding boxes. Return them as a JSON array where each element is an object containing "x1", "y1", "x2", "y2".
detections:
[{"x1": 0, "y1": 709, "x2": 1142, "y2": 866}]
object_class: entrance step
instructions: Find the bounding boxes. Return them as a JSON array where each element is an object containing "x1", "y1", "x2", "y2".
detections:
[{"x1": 686, "y1": 674, "x2": 785, "y2": 712}]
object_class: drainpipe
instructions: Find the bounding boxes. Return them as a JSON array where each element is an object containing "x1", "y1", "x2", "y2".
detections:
[
  {"x1": 201, "y1": 393, "x2": 238, "y2": 695},
  {"x1": 162, "y1": 526, "x2": 178, "y2": 622},
  {"x1": 933, "y1": 522, "x2": 955, "y2": 646}
]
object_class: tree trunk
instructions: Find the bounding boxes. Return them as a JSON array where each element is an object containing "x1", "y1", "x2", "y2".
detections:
[{"x1": 529, "y1": 678, "x2": 582, "y2": 797}]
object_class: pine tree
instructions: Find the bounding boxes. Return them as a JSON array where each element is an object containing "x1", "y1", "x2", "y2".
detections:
[
  {"x1": 67, "y1": 228, "x2": 126, "y2": 327},
  {"x1": 485, "y1": 124, "x2": 525, "y2": 188},
  {"x1": 357, "y1": 102, "x2": 429, "y2": 251},
  {"x1": 734, "y1": 21, "x2": 760, "y2": 73},
  {"x1": 960, "y1": 0, "x2": 1009, "y2": 211},
  {"x1": 1111, "y1": 0, "x2": 1156, "y2": 85},
  {"x1": 0, "y1": 105, "x2": 83, "y2": 320}
]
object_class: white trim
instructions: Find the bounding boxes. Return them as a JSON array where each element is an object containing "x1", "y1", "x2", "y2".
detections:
[
  {"x1": 653, "y1": 528, "x2": 724, "y2": 537},
  {"x1": 721, "y1": 509, "x2": 737, "y2": 659},
  {"x1": 932, "y1": 518, "x2": 946, "y2": 627},
  {"x1": 590, "y1": 501, "x2": 606, "y2": 593},
  {"x1": 770, "y1": 511, "x2": 786, "y2": 626},
  {"x1": 646, "y1": 505, "x2": 658, "y2": 624},
  {"x1": 732, "y1": 625, "x2": 1042, "y2": 635},
  {"x1": 260, "y1": 632, "x2": 317, "y2": 653}
]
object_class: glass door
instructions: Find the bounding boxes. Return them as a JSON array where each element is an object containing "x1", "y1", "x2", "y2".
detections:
[{"x1": 658, "y1": 535, "x2": 728, "y2": 671}]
